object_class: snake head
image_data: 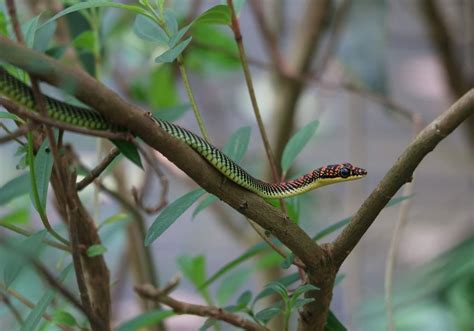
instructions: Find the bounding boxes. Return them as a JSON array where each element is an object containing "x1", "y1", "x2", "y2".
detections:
[{"x1": 313, "y1": 163, "x2": 367, "y2": 181}]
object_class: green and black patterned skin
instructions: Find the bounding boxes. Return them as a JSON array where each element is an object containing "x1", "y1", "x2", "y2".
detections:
[{"x1": 0, "y1": 67, "x2": 367, "y2": 199}]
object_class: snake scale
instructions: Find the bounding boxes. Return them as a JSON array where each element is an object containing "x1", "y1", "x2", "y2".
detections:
[{"x1": 0, "y1": 67, "x2": 367, "y2": 199}]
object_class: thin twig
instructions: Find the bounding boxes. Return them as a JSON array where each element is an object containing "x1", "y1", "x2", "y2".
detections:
[
  {"x1": 227, "y1": 0, "x2": 280, "y2": 183},
  {"x1": 32, "y1": 261, "x2": 100, "y2": 327},
  {"x1": 0, "y1": 222, "x2": 70, "y2": 252},
  {"x1": 132, "y1": 142, "x2": 169, "y2": 213},
  {"x1": 332, "y1": 89, "x2": 474, "y2": 266},
  {"x1": 0, "y1": 98, "x2": 128, "y2": 140},
  {"x1": 0, "y1": 124, "x2": 30, "y2": 144},
  {"x1": 246, "y1": 218, "x2": 305, "y2": 269},
  {"x1": 1, "y1": 293, "x2": 23, "y2": 325},
  {"x1": 135, "y1": 284, "x2": 268, "y2": 331},
  {"x1": 0, "y1": 283, "x2": 74, "y2": 331},
  {"x1": 76, "y1": 147, "x2": 120, "y2": 191},
  {"x1": 176, "y1": 57, "x2": 210, "y2": 141},
  {"x1": 384, "y1": 114, "x2": 422, "y2": 331}
]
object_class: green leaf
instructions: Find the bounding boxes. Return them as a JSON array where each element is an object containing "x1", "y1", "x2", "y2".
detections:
[
  {"x1": 148, "y1": 66, "x2": 179, "y2": 108},
  {"x1": 163, "y1": 9, "x2": 178, "y2": 35},
  {"x1": 34, "y1": 20, "x2": 57, "y2": 52},
  {"x1": 312, "y1": 217, "x2": 351, "y2": 241},
  {"x1": 23, "y1": 15, "x2": 41, "y2": 49},
  {"x1": 254, "y1": 282, "x2": 288, "y2": 306},
  {"x1": 87, "y1": 244, "x2": 107, "y2": 257},
  {"x1": 198, "y1": 318, "x2": 216, "y2": 331},
  {"x1": 277, "y1": 272, "x2": 300, "y2": 287},
  {"x1": 99, "y1": 212, "x2": 129, "y2": 229},
  {"x1": 169, "y1": 23, "x2": 192, "y2": 48},
  {"x1": 72, "y1": 30, "x2": 96, "y2": 53},
  {"x1": 334, "y1": 273, "x2": 346, "y2": 287},
  {"x1": 39, "y1": 0, "x2": 150, "y2": 29},
  {"x1": 325, "y1": 310, "x2": 347, "y2": 331},
  {"x1": 222, "y1": 126, "x2": 251, "y2": 163},
  {"x1": 111, "y1": 139, "x2": 143, "y2": 169},
  {"x1": 133, "y1": 14, "x2": 169, "y2": 44},
  {"x1": 0, "y1": 207, "x2": 30, "y2": 225},
  {"x1": 52, "y1": 310, "x2": 77, "y2": 327},
  {"x1": 0, "y1": 111, "x2": 22, "y2": 122},
  {"x1": 281, "y1": 120, "x2": 319, "y2": 173},
  {"x1": 255, "y1": 307, "x2": 282, "y2": 323},
  {"x1": 117, "y1": 310, "x2": 174, "y2": 331},
  {"x1": 281, "y1": 254, "x2": 294, "y2": 269},
  {"x1": 0, "y1": 174, "x2": 30, "y2": 206},
  {"x1": 3, "y1": 230, "x2": 47, "y2": 289},
  {"x1": 145, "y1": 189, "x2": 205, "y2": 246},
  {"x1": 21, "y1": 264, "x2": 73, "y2": 331},
  {"x1": 312, "y1": 194, "x2": 414, "y2": 241},
  {"x1": 153, "y1": 104, "x2": 191, "y2": 122},
  {"x1": 290, "y1": 284, "x2": 319, "y2": 303},
  {"x1": 154, "y1": 37, "x2": 192, "y2": 63},
  {"x1": 216, "y1": 268, "x2": 251, "y2": 306},
  {"x1": 177, "y1": 255, "x2": 207, "y2": 288},
  {"x1": 0, "y1": 11, "x2": 7, "y2": 36},
  {"x1": 236, "y1": 290, "x2": 252, "y2": 306},
  {"x1": 31, "y1": 138, "x2": 54, "y2": 211},
  {"x1": 386, "y1": 194, "x2": 414, "y2": 207},
  {"x1": 192, "y1": 194, "x2": 218, "y2": 219},
  {"x1": 199, "y1": 242, "x2": 267, "y2": 289},
  {"x1": 193, "y1": 5, "x2": 231, "y2": 27},
  {"x1": 292, "y1": 298, "x2": 315, "y2": 310}
]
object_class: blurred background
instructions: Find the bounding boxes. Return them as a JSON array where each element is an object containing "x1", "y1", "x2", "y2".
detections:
[{"x1": 0, "y1": 0, "x2": 473, "y2": 330}]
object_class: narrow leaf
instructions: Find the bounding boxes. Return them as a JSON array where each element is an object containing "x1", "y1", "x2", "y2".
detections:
[
  {"x1": 253, "y1": 282, "x2": 288, "y2": 306},
  {"x1": 291, "y1": 284, "x2": 319, "y2": 302},
  {"x1": 236, "y1": 290, "x2": 252, "y2": 306},
  {"x1": 111, "y1": 139, "x2": 143, "y2": 169},
  {"x1": 133, "y1": 14, "x2": 169, "y2": 44},
  {"x1": 0, "y1": 174, "x2": 30, "y2": 206},
  {"x1": 51, "y1": 310, "x2": 77, "y2": 327},
  {"x1": 38, "y1": 0, "x2": 149, "y2": 29},
  {"x1": 3, "y1": 231, "x2": 47, "y2": 289},
  {"x1": 199, "y1": 242, "x2": 267, "y2": 289},
  {"x1": 145, "y1": 189, "x2": 205, "y2": 245},
  {"x1": 192, "y1": 194, "x2": 218, "y2": 219},
  {"x1": 154, "y1": 37, "x2": 192, "y2": 63},
  {"x1": 34, "y1": 20, "x2": 57, "y2": 52},
  {"x1": 325, "y1": 310, "x2": 347, "y2": 331},
  {"x1": 87, "y1": 244, "x2": 107, "y2": 257},
  {"x1": 169, "y1": 23, "x2": 192, "y2": 48},
  {"x1": 292, "y1": 298, "x2": 315, "y2": 310},
  {"x1": 198, "y1": 318, "x2": 216, "y2": 331},
  {"x1": 222, "y1": 126, "x2": 251, "y2": 163},
  {"x1": 153, "y1": 104, "x2": 191, "y2": 122},
  {"x1": 21, "y1": 264, "x2": 73, "y2": 331},
  {"x1": 0, "y1": 111, "x2": 22, "y2": 122},
  {"x1": 31, "y1": 138, "x2": 54, "y2": 211},
  {"x1": 117, "y1": 310, "x2": 174, "y2": 331},
  {"x1": 216, "y1": 268, "x2": 251, "y2": 306},
  {"x1": 72, "y1": 30, "x2": 96, "y2": 52},
  {"x1": 99, "y1": 212, "x2": 129, "y2": 229},
  {"x1": 281, "y1": 120, "x2": 319, "y2": 173},
  {"x1": 255, "y1": 307, "x2": 282, "y2": 323},
  {"x1": 312, "y1": 194, "x2": 414, "y2": 241},
  {"x1": 193, "y1": 5, "x2": 231, "y2": 26}
]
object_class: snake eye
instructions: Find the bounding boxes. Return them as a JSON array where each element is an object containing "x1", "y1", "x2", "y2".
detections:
[{"x1": 340, "y1": 167, "x2": 350, "y2": 178}]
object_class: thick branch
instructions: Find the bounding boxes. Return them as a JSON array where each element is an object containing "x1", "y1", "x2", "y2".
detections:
[
  {"x1": 0, "y1": 36, "x2": 324, "y2": 270},
  {"x1": 331, "y1": 88, "x2": 474, "y2": 266}
]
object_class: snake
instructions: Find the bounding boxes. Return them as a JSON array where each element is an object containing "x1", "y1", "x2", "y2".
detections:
[{"x1": 0, "y1": 67, "x2": 367, "y2": 199}]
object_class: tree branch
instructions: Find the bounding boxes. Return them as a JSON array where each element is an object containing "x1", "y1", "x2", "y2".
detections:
[
  {"x1": 0, "y1": 35, "x2": 324, "y2": 272},
  {"x1": 76, "y1": 147, "x2": 120, "y2": 191},
  {"x1": 135, "y1": 284, "x2": 268, "y2": 331},
  {"x1": 331, "y1": 88, "x2": 474, "y2": 266}
]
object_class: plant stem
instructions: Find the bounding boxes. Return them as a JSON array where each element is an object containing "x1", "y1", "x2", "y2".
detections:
[{"x1": 177, "y1": 56, "x2": 210, "y2": 141}]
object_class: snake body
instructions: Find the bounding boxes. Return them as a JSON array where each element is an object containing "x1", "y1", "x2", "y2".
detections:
[{"x1": 0, "y1": 67, "x2": 367, "y2": 198}]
